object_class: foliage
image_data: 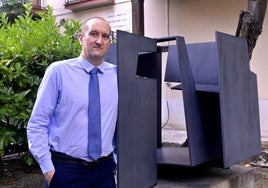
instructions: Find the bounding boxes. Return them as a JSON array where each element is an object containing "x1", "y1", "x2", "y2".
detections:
[
  {"x1": 0, "y1": 4, "x2": 81, "y2": 165},
  {"x1": 0, "y1": 0, "x2": 31, "y2": 23}
]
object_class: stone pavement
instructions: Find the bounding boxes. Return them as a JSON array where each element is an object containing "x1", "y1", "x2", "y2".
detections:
[
  {"x1": 155, "y1": 164, "x2": 254, "y2": 188},
  {"x1": 161, "y1": 124, "x2": 188, "y2": 146}
]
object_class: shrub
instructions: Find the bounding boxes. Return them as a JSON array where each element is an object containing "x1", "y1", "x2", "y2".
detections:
[{"x1": 0, "y1": 4, "x2": 81, "y2": 165}]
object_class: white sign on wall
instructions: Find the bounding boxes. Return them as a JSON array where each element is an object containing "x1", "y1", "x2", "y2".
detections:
[{"x1": 107, "y1": 10, "x2": 131, "y2": 32}]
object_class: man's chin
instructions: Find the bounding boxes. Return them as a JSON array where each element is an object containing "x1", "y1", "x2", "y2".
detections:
[
  {"x1": 90, "y1": 54, "x2": 104, "y2": 63},
  {"x1": 92, "y1": 50, "x2": 104, "y2": 56}
]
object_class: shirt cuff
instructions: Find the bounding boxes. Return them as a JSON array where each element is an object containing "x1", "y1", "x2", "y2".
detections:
[{"x1": 39, "y1": 158, "x2": 55, "y2": 174}]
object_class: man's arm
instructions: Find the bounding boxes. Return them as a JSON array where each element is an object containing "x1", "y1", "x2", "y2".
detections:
[{"x1": 27, "y1": 64, "x2": 59, "y2": 174}]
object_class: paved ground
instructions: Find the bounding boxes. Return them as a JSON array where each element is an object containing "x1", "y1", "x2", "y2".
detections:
[
  {"x1": 161, "y1": 124, "x2": 187, "y2": 146},
  {"x1": 1, "y1": 124, "x2": 267, "y2": 188}
]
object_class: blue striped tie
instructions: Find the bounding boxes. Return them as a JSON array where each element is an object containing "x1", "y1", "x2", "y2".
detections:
[{"x1": 88, "y1": 67, "x2": 102, "y2": 160}]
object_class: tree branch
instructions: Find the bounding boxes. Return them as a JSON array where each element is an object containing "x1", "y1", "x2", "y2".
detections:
[{"x1": 235, "y1": 0, "x2": 267, "y2": 60}]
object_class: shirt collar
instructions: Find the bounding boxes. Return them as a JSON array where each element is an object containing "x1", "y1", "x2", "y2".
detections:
[{"x1": 78, "y1": 56, "x2": 104, "y2": 74}]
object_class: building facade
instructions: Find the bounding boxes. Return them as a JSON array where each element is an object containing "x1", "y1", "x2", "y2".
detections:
[{"x1": 43, "y1": 0, "x2": 268, "y2": 140}]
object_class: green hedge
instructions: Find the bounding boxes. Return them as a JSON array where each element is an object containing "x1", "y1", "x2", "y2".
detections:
[{"x1": 0, "y1": 4, "x2": 81, "y2": 164}]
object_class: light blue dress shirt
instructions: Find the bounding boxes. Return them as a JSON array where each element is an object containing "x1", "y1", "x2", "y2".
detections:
[{"x1": 27, "y1": 56, "x2": 118, "y2": 174}]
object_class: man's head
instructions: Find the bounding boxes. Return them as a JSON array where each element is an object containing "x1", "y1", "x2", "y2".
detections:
[{"x1": 78, "y1": 17, "x2": 111, "y2": 66}]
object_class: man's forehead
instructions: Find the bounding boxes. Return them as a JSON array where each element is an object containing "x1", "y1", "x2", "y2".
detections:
[{"x1": 84, "y1": 19, "x2": 110, "y2": 33}]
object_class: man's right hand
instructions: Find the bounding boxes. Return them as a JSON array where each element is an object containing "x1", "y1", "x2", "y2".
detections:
[{"x1": 44, "y1": 170, "x2": 55, "y2": 185}]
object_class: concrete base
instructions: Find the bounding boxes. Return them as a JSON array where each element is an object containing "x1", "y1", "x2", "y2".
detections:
[{"x1": 155, "y1": 165, "x2": 254, "y2": 188}]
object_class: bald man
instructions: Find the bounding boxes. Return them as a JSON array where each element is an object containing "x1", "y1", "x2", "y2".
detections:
[{"x1": 27, "y1": 17, "x2": 118, "y2": 188}]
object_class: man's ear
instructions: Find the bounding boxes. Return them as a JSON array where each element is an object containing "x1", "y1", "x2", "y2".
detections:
[{"x1": 77, "y1": 33, "x2": 83, "y2": 45}]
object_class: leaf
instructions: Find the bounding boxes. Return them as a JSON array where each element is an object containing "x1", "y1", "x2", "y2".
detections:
[
  {"x1": 0, "y1": 64, "x2": 10, "y2": 74},
  {"x1": 24, "y1": 154, "x2": 34, "y2": 166},
  {"x1": 15, "y1": 62, "x2": 21, "y2": 71},
  {"x1": 0, "y1": 131, "x2": 17, "y2": 150}
]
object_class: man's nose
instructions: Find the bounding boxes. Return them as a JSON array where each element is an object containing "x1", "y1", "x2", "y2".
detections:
[{"x1": 96, "y1": 35, "x2": 103, "y2": 44}]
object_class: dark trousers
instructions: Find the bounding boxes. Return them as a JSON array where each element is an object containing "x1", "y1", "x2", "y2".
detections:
[{"x1": 46, "y1": 154, "x2": 116, "y2": 188}]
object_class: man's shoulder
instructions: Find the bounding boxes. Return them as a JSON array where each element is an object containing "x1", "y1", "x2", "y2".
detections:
[
  {"x1": 103, "y1": 61, "x2": 117, "y2": 69},
  {"x1": 52, "y1": 57, "x2": 79, "y2": 67},
  {"x1": 47, "y1": 57, "x2": 79, "y2": 70}
]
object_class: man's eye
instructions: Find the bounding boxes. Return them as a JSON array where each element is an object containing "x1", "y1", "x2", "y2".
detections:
[
  {"x1": 102, "y1": 34, "x2": 110, "y2": 40},
  {"x1": 89, "y1": 31, "x2": 110, "y2": 41},
  {"x1": 89, "y1": 32, "x2": 99, "y2": 37}
]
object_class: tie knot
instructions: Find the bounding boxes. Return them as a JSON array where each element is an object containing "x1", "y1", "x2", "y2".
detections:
[{"x1": 90, "y1": 67, "x2": 99, "y2": 75}]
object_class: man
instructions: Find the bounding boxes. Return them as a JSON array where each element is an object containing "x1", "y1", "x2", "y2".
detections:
[{"x1": 27, "y1": 17, "x2": 118, "y2": 188}]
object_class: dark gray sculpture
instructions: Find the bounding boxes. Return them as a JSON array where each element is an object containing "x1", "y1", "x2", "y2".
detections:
[
  {"x1": 105, "y1": 30, "x2": 160, "y2": 188},
  {"x1": 104, "y1": 30, "x2": 261, "y2": 187},
  {"x1": 163, "y1": 31, "x2": 261, "y2": 168}
]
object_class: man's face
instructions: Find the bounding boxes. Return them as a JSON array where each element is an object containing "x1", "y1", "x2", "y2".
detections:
[{"x1": 78, "y1": 18, "x2": 111, "y2": 65}]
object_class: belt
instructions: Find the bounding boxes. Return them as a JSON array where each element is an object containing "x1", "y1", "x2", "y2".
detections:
[{"x1": 51, "y1": 151, "x2": 113, "y2": 166}]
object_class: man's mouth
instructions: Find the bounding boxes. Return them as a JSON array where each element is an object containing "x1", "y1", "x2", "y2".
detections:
[{"x1": 93, "y1": 46, "x2": 102, "y2": 50}]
